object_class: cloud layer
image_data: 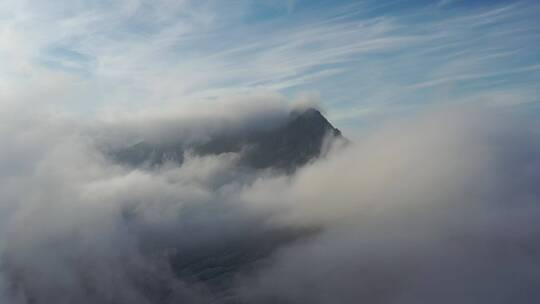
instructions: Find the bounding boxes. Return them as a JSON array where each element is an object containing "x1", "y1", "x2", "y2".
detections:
[{"x1": 1, "y1": 100, "x2": 540, "y2": 303}]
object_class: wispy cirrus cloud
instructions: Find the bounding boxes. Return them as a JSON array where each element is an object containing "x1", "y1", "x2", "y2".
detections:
[{"x1": 1, "y1": 0, "x2": 539, "y2": 134}]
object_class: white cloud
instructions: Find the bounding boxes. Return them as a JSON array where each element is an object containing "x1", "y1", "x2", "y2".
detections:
[
  {"x1": 1, "y1": 0, "x2": 539, "y2": 131},
  {"x1": 2, "y1": 103, "x2": 540, "y2": 303}
]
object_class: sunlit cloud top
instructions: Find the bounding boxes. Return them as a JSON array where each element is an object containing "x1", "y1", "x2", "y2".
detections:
[{"x1": 1, "y1": 0, "x2": 539, "y2": 133}]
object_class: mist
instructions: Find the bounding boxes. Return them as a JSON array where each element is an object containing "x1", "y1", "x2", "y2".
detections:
[{"x1": 1, "y1": 100, "x2": 540, "y2": 303}]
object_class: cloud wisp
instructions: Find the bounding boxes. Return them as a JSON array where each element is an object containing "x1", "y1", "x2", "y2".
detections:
[{"x1": 2, "y1": 0, "x2": 538, "y2": 132}]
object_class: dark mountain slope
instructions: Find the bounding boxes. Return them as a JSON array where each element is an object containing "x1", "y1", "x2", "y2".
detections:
[
  {"x1": 113, "y1": 108, "x2": 343, "y2": 171},
  {"x1": 240, "y1": 108, "x2": 342, "y2": 170}
]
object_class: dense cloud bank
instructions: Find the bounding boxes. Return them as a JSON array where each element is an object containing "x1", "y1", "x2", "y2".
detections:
[{"x1": 1, "y1": 102, "x2": 540, "y2": 303}]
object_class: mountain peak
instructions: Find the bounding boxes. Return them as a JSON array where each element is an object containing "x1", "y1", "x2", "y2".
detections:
[
  {"x1": 113, "y1": 108, "x2": 343, "y2": 172},
  {"x1": 288, "y1": 108, "x2": 341, "y2": 137},
  {"x1": 291, "y1": 107, "x2": 323, "y2": 118}
]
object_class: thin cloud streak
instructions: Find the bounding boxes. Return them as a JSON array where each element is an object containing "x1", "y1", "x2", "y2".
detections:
[{"x1": 0, "y1": 1, "x2": 539, "y2": 133}]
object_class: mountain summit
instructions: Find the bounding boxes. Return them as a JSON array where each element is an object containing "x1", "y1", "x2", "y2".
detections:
[
  {"x1": 113, "y1": 108, "x2": 343, "y2": 171},
  {"x1": 239, "y1": 108, "x2": 342, "y2": 170}
]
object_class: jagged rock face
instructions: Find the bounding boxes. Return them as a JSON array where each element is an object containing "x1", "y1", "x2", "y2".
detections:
[{"x1": 113, "y1": 108, "x2": 343, "y2": 172}]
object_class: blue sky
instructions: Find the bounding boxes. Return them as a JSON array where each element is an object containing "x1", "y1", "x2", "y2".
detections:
[{"x1": 1, "y1": 0, "x2": 539, "y2": 135}]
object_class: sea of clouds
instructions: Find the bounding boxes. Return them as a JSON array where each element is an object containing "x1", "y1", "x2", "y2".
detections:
[{"x1": 1, "y1": 97, "x2": 540, "y2": 303}]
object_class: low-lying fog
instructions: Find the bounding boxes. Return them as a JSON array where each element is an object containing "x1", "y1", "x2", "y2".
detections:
[{"x1": 1, "y1": 98, "x2": 539, "y2": 303}]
